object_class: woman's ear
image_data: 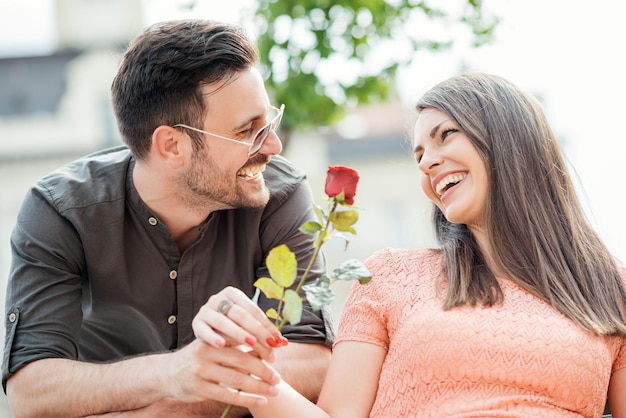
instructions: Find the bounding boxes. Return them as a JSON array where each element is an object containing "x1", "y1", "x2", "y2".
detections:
[{"x1": 152, "y1": 125, "x2": 186, "y2": 169}]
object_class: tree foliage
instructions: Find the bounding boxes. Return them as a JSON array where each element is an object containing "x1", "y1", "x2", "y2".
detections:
[{"x1": 246, "y1": 0, "x2": 499, "y2": 145}]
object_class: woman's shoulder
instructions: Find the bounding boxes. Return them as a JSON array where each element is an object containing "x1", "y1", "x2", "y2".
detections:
[
  {"x1": 349, "y1": 247, "x2": 444, "y2": 316},
  {"x1": 366, "y1": 247, "x2": 443, "y2": 265},
  {"x1": 364, "y1": 247, "x2": 444, "y2": 280}
]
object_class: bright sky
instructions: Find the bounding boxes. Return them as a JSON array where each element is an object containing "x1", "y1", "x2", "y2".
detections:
[{"x1": 1, "y1": 0, "x2": 624, "y2": 262}]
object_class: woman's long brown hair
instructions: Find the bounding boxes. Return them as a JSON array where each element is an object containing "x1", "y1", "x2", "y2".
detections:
[{"x1": 417, "y1": 72, "x2": 626, "y2": 336}]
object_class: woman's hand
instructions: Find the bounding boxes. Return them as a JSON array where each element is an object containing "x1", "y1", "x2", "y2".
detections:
[{"x1": 192, "y1": 286, "x2": 288, "y2": 363}]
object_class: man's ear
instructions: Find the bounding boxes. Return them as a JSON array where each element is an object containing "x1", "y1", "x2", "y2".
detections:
[{"x1": 152, "y1": 125, "x2": 186, "y2": 169}]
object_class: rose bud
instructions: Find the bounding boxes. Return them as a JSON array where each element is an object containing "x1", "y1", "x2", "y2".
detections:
[{"x1": 324, "y1": 165, "x2": 359, "y2": 205}]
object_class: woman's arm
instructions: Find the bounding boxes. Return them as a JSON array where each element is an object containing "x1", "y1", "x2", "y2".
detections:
[
  {"x1": 272, "y1": 342, "x2": 331, "y2": 402},
  {"x1": 250, "y1": 341, "x2": 385, "y2": 418},
  {"x1": 608, "y1": 367, "x2": 626, "y2": 418}
]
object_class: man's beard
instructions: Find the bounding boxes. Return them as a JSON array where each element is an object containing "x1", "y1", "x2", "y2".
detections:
[{"x1": 176, "y1": 150, "x2": 270, "y2": 214}]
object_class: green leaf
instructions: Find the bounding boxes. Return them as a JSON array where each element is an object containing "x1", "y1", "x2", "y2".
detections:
[
  {"x1": 303, "y1": 279, "x2": 335, "y2": 311},
  {"x1": 318, "y1": 274, "x2": 332, "y2": 286},
  {"x1": 313, "y1": 230, "x2": 332, "y2": 248},
  {"x1": 282, "y1": 289, "x2": 303, "y2": 325},
  {"x1": 299, "y1": 221, "x2": 323, "y2": 234},
  {"x1": 329, "y1": 210, "x2": 359, "y2": 233},
  {"x1": 303, "y1": 275, "x2": 331, "y2": 290},
  {"x1": 254, "y1": 277, "x2": 284, "y2": 300},
  {"x1": 313, "y1": 204, "x2": 327, "y2": 225},
  {"x1": 332, "y1": 232, "x2": 351, "y2": 250},
  {"x1": 266, "y1": 244, "x2": 297, "y2": 287},
  {"x1": 332, "y1": 259, "x2": 372, "y2": 284},
  {"x1": 332, "y1": 191, "x2": 346, "y2": 205},
  {"x1": 265, "y1": 308, "x2": 280, "y2": 320}
]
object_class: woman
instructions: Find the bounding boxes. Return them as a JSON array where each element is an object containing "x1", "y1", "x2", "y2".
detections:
[{"x1": 201, "y1": 72, "x2": 626, "y2": 417}]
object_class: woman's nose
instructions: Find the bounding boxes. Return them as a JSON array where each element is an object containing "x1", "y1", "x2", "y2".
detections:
[{"x1": 418, "y1": 149, "x2": 442, "y2": 172}]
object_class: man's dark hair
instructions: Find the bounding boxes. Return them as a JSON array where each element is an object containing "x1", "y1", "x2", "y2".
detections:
[{"x1": 111, "y1": 19, "x2": 259, "y2": 159}]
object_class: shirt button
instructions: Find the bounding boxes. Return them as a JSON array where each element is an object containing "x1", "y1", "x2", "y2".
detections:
[
  {"x1": 8, "y1": 313, "x2": 16, "y2": 323},
  {"x1": 169, "y1": 270, "x2": 177, "y2": 280},
  {"x1": 148, "y1": 217, "x2": 158, "y2": 226},
  {"x1": 167, "y1": 315, "x2": 177, "y2": 324}
]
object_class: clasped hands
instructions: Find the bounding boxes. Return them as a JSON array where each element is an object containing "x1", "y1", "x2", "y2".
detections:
[{"x1": 166, "y1": 286, "x2": 288, "y2": 410}]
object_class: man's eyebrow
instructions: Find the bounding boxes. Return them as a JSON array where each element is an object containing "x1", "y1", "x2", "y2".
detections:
[
  {"x1": 232, "y1": 110, "x2": 266, "y2": 132},
  {"x1": 232, "y1": 118, "x2": 255, "y2": 132}
]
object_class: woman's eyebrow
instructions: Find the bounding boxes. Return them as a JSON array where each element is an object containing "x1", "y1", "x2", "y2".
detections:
[
  {"x1": 430, "y1": 120, "x2": 448, "y2": 138},
  {"x1": 413, "y1": 120, "x2": 449, "y2": 153}
]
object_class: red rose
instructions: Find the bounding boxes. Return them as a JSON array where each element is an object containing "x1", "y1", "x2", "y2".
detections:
[{"x1": 324, "y1": 165, "x2": 359, "y2": 205}]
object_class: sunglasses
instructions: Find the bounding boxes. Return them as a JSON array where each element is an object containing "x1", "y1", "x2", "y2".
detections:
[{"x1": 173, "y1": 104, "x2": 285, "y2": 157}]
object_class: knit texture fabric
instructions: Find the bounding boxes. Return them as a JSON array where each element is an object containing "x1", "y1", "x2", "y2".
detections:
[{"x1": 335, "y1": 248, "x2": 626, "y2": 417}]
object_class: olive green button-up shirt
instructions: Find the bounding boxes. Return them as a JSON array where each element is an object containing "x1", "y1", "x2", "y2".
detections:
[{"x1": 3, "y1": 146, "x2": 332, "y2": 388}]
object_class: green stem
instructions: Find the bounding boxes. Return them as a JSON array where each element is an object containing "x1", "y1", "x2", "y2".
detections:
[
  {"x1": 275, "y1": 298, "x2": 284, "y2": 328},
  {"x1": 223, "y1": 199, "x2": 338, "y2": 417},
  {"x1": 278, "y1": 200, "x2": 337, "y2": 330},
  {"x1": 220, "y1": 404, "x2": 233, "y2": 418}
]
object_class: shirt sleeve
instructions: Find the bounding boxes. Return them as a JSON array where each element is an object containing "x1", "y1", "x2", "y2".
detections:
[
  {"x1": 3, "y1": 184, "x2": 85, "y2": 390},
  {"x1": 334, "y1": 249, "x2": 392, "y2": 351},
  {"x1": 257, "y1": 172, "x2": 334, "y2": 348}
]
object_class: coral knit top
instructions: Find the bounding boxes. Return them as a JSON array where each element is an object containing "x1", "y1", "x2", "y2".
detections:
[{"x1": 335, "y1": 248, "x2": 626, "y2": 418}]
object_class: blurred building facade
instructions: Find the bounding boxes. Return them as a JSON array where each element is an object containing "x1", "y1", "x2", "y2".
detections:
[{"x1": 0, "y1": 0, "x2": 143, "y2": 159}]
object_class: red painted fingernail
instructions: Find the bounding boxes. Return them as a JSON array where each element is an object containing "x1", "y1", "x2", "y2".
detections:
[
  {"x1": 270, "y1": 335, "x2": 288, "y2": 347},
  {"x1": 245, "y1": 336, "x2": 256, "y2": 346},
  {"x1": 266, "y1": 337, "x2": 279, "y2": 348}
]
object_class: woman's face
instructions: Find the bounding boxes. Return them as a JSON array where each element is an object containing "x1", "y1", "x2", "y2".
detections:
[{"x1": 413, "y1": 108, "x2": 489, "y2": 228}]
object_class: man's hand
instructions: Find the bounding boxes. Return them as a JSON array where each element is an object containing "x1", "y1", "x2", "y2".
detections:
[
  {"x1": 164, "y1": 338, "x2": 280, "y2": 406},
  {"x1": 6, "y1": 339, "x2": 279, "y2": 418}
]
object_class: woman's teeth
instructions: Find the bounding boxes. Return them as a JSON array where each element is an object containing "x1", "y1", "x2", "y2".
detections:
[{"x1": 436, "y1": 173, "x2": 466, "y2": 196}]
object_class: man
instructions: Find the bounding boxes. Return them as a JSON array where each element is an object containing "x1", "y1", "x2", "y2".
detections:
[{"x1": 3, "y1": 19, "x2": 332, "y2": 417}]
